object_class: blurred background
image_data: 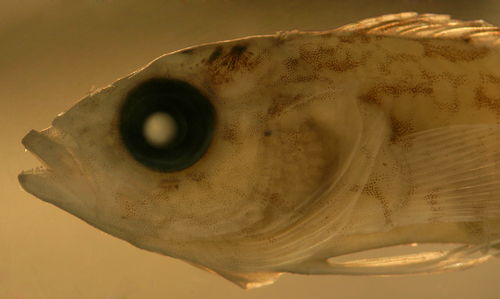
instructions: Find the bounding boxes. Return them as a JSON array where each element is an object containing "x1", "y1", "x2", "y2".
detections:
[{"x1": 1, "y1": 0, "x2": 500, "y2": 298}]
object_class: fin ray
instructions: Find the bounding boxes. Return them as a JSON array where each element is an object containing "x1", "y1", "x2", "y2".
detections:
[
  {"x1": 335, "y1": 12, "x2": 500, "y2": 43},
  {"x1": 390, "y1": 125, "x2": 500, "y2": 227}
]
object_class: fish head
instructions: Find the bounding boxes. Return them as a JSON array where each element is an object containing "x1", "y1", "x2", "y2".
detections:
[{"x1": 19, "y1": 34, "x2": 367, "y2": 272}]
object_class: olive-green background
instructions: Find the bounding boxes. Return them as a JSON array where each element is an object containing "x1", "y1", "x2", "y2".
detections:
[{"x1": 1, "y1": 0, "x2": 499, "y2": 298}]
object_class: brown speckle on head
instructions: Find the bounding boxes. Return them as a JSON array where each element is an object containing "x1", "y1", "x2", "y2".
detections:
[
  {"x1": 205, "y1": 43, "x2": 261, "y2": 85},
  {"x1": 159, "y1": 178, "x2": 181, "y2": 192},
  {"x1": 223, "y1": 45, "x2": 253, "y2": 71},
  {"x1": 187, "y1": 171, "x2": 207, "y2": 183},
  {"x1": 229, "y1": 44, "x2": 248, "y2": 55},
  {"x1": 207, "y1": 46, "x2": 223, "y2": 64},
  {"x1": 206, "y1": 44, "x2": 254, "y2": 70},
  {"x1": 221, "y1": 124, "x2": 243, "y2": 145}
]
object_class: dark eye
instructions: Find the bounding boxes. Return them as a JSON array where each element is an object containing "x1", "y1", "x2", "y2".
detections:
[{"x1": 119, "y1": 78, "x2": 216, "y2": 172}]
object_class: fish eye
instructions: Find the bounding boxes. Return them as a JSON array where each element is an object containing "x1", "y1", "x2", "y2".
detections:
[{"x1": 119, "y1": 78, "x2": 215, "y2": 172}]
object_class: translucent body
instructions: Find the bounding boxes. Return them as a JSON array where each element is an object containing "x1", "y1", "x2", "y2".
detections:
[{"x1": 19, "y1": 13, "x2": 500, "y2": 288}]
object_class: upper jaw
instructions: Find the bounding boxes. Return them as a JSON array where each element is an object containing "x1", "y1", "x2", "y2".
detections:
[
  {"x1": 18, "y1": 127, "x2": 95, "y2": 219},
  {"x1": 20, "y1": 128, "x2": 82, "y2": 177}
]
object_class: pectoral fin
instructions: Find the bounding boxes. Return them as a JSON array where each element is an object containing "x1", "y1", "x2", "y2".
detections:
[{"x1": 391, "y1": 125, "x2": 500, "y2": 226}]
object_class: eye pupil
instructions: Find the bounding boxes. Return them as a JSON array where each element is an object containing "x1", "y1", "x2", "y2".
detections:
[
  {"x1": 119, "y1": 79, "x2": 216, "y2": 172},
  {"x1": 143, "y1": 112, "x2": 180, "y2": 148}
]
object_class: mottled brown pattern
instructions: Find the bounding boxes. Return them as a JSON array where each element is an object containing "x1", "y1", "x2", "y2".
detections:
[
  {"x1": 299, "y1": 41, "x2": 372, "y2": 73},
  {"x1": 474, "y1": 87, "x2": 500, "y2": 114},
  {"x1": 384, "y1": 52, "x2": 420, "y2": 64},
  {"x1": 17, "y1": 12, "x2": 500, "y2": 288},
  {"x1": 268, "y1": 94, "x2": 308, "y2": 117},
  {"x1": 359, "y1": 90, "x2": 381, "y2": 106},
  {"x1": 117, "y1": 193, "x2": 137, "y2": 220},
  {"x1": 423, "y1": 187, "x2": 442, "y2": 212},
  {"x1": 223, "y1": 45, "x2": 253, "y2": 71},
  {"x1": 159, "y1": 178, "x2": 180, "y2": 192},
  {"x1": 376, "y1": 61, "x2": 391, "y2": 77},
  {"x1": 420, "y1": 39, "x2": 490, "y2": 62},
  {"x1": 460, "y1": 222, "x2": 486, "y2": 238},
  {"x1": 383, "y1": 83, "x2": 433, "y2": 97},
  {"x1": 206, "y1": 44, "x2": 261, "y2": 84},
  {"x1": 221, "y1": 124, "x2": 243, "y2": 145},
  {"x1": 396, "y1": 134, "x2": 416, "y2": 153},
  {"x1": 359, "y1": 82, "x2": 435, "y2": 141},
  {"x1": 283, "y1": 57, "x2": 300, "y2": 71},
  {"x1": 206, "y1": 46, "x2": 223, "y2": 64},
  {"x1": 278, "y1": 74, "x2": 319, "y2": 85},
  {"x1": 389, "y1": 113, "x2": 416, "y2": 143},
  {"x1": 267, "y1": 192, "x2": 291, "y2": 213},
  {"x1": 187, "y1": 171, "x2": 206, "y2": 183},
  {"x1": 207, "y1": 44, "x2": 254, "y2": 71},
  {"x1": 434, "y1": 98, "x2": 461, "y2": 116},
  {"x1": 349, "y1": 184, "x2": 361, "y2": 193},
  {"x1": 432, "y1": 72, "x2": 465, "y2": 116},
  {"x1": 360, "y1": 83, "x2": 433, "y2": 105},
  {"x1": 337, "y1": 33, "x2": 373, "y2": 44},
  {"x1": 362, "y1": 180, "x2": 393, "y2": 225},
  {"x1": 474, "y1": 73, "x2": 500, "y2": 114},
  {"x1": 329, "y1": 50, "x2": 372, "y2": 72}
]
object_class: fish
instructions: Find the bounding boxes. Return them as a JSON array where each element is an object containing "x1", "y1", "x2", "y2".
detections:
[{"x1": 18, "y1": 12, "x2": 500, "y2": 289}]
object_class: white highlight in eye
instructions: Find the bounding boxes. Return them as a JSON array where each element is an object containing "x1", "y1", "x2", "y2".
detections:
[{"x1": 143, "y1": 112, "x2": 178, "y2": 148}]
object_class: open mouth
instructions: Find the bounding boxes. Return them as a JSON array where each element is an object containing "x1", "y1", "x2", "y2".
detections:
[
  {"x1": 18, "y1": 125, "x2": 109, "y2": 237},
  {"x1": 18, "y1": 127, "x2": 85, "y2": 204},
  {"x1": 20, "y1": 128, "x2": 81, "y2": 177},
  {"x1": 18, "y1": 126, "x2": 101, "y2": 223}
]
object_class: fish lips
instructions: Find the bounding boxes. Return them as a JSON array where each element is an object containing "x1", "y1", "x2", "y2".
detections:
[{"x1": 18, "y1": 128, "x2": 95, "y2": 218}]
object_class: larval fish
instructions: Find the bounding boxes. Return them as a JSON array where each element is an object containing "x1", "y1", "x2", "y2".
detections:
[{"x1": 19, "y1": 12, "x2": 500, "y2": 289}]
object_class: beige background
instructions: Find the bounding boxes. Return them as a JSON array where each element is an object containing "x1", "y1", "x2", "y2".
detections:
[{"x1": 1, "y1": 0, "x2": 500, "y2": 298}]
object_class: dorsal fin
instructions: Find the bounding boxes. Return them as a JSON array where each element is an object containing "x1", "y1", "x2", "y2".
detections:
[{"x1": 334, "y1": 12, "x2": 500, "y2": 44}]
